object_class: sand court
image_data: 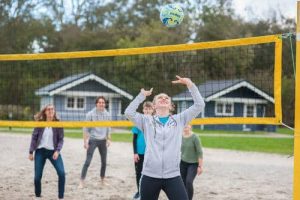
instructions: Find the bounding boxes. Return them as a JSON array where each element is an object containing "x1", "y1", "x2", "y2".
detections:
[{"x1": 0, "y1": 133, "x2": 293, "y2": 200}]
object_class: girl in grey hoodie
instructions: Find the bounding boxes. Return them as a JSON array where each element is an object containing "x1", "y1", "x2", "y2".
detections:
[{"x1": 125, "y1": 75, "x2": 205, "y2": 200}]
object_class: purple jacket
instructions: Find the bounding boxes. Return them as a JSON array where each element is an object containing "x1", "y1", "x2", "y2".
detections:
[{"x1": 29, "y1": 127, "x2": 64, "y2": 154}]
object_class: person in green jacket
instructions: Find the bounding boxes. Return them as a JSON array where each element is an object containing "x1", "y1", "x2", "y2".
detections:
[{"x1": 180, "y1": 124, "x2": 203, "y2": 200}]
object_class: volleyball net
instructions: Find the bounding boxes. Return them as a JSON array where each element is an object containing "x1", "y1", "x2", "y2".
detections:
[{"x1": 0, "y1": 34, "x2": 282, "y2": 128}]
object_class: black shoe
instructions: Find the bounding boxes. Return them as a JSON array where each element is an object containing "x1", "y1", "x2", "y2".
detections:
[{"x1": 133, "y1": 192, "x2": 140, "y2": 200}]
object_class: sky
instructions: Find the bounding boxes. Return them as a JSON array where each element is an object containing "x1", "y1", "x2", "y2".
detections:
[
  {"x1": 62, "y1": 0, "x2": 297, "y2": 21},
  {"x1": 232, "y1": 0, "x2": 297, "y2": 21}
]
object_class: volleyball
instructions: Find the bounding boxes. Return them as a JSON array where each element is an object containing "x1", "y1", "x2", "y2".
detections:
[{"x1": 160, "y1": 4, "x2": 184, "y2": 28}]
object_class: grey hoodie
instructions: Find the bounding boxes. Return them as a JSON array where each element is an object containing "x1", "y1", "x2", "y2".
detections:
[
  {"x1": 125, "y1": 84, "x2": 205, "y2": 178},
  {"x1": 83, "y1": 108, "x2": 111, "y2": 140}
]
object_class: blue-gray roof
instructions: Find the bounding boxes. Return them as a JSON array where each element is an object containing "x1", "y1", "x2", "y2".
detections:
[
  {"x1": 35, "y1": 72, "x2": 133, "y2": 99},
  {"x1": 173, "y1": 79, "x2": 244, "y2": 100},
  {"x1": 36, "y1": 72, "x2": 91, "y2": 95},
  {"x1": 172, "y1": 79, "x2": 274, "y2": 103}
]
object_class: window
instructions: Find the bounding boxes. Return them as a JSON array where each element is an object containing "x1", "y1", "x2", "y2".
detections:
[
  {"x1": 180, "y1": 101, "x2": 186, "y2": 112},
  {"x1": 77, "y1": 98, "x2": 84, "y2": 109},
  {"x1": 67, "y1": 97, "x2": 74, "y2": 108},
  {"x1": 225, "y1": 104, "x2": 232, "y2": 114},
  {"x1": 215, "y1": 102, "x2": 234, "y2": 116},
  {"x1": 66, "y1": 97, "x2": 85, "y2": 110},
  {"x1": 216, "y1": 103, "x2": 223, "y2": 113}
]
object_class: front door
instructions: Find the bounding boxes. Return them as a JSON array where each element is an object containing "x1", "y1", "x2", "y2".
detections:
[{"x1": 243, "y1": 104, "x2": 256, "y2": 131}]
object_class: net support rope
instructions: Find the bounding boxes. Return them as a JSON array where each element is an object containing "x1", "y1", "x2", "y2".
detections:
[{"x1": 280, "y1": 33, "x2": 296, "y2": 132}]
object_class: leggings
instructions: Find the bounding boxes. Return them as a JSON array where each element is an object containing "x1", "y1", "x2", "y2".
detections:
[
  {"x1": 135, "y1": 154, "x2": 144, "y2": 192},
  {"x1": 81, "y1": 139, "x2": 107, "y2": 179},
  {"x1": 180, "y1": 161, "x2": 198, "y2": 200},
  {"x1": 140, "y1": 175, "x2": 188, "y2": 200}
]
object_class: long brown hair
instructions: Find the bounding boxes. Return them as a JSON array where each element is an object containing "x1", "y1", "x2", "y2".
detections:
[{"x1": 34, "y1": 104, "x2": 59, "y2": 121}]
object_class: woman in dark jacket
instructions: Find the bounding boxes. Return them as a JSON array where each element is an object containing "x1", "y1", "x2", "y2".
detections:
[{"x1": 28, "y1": 104, "x2": 65, "y2": 200}]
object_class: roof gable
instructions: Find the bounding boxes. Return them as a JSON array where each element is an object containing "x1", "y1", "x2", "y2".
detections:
[
  {"x1": 35, "y1": 72, "x2": 133, "y2": 100},
  {"x1": 172, "y1": 79, "x2": 274, "y2": 103},
  {"x1": 67, "y1": 80, "x2": 115, "y2": 93},
  {"x1": 36, "y1": 72, "x2": 89, "y2": 95}
]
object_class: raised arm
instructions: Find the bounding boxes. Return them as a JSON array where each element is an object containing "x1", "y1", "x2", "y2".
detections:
[
  {"x1": 173, "y1": 76, "x2": 205, "y2": 125},
  {"x1": 124, "y1": 88, "x2": 153, "y2": 131}
]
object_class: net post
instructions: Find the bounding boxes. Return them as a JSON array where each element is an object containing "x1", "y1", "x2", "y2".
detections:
[{"x1": 294, "y1": 1, "x2": 300, "y2": 199}]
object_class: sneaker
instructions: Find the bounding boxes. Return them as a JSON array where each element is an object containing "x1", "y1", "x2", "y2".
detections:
[{"x1": 133, "y1": 192, "x2": 140, "y2": 200}]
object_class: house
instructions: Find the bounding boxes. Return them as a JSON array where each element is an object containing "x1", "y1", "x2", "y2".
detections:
[
  {"x1": 35, "y1": 72, "x2": 133, "y2": 121},
  {"x1": 172, "y1": 79, "x2": 276, "y2": 132}
]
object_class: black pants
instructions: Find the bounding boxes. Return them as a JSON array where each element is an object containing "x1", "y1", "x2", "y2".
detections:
[
  {"x1": 140, "y1": 175, "x2": 188, "y2": 200},
  {"x1": 135, "y1": 154, "x2": 144, "y2": 192},
  {"x1": 180, "y1": 161, "x2": 198, "y2": 200},
  {"x1": 81, "y1": 139, "x2": 107, "y2": 179}
]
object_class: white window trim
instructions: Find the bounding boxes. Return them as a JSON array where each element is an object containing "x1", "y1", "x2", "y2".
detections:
[
  {"x1": 262, "y1": 106, "x2": 266, "y2": 117},
  {"x1": 243, "y1": 104, "x2": 257, "y2": 117},
  {"x1": 108, "y1": 97, "x2": 112, "y2": 116},
  {"x1": 65, "y1": 96, "x2": 86, "y2": 111},
  {"x1": 200, "y1": 109, "x2": 205, "y2": 130},
  {"x1": 114, "y1": 100, "x2": 122, "y2": 120},
  {"x1": 118, "y1": 100, "x2": 122, "y2": 115},
  {"x1": 181, "y1": 101, "x2": 187, "y2": 112},
  {"x1": 215, "y1": 102, "x2": 234, "y2": 116}
]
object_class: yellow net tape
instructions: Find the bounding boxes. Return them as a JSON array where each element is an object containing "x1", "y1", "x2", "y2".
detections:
[
  {"x1": 0, "y1": 35, "x2": 280, "y2": 60},
  {"x1": 0, "y1": 34, "x2": 282, "y2": 127}
]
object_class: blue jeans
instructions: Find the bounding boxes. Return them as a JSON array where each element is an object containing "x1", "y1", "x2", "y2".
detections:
[{"x1": 34, "y1": 148, "x2": 65, "y2": 199}]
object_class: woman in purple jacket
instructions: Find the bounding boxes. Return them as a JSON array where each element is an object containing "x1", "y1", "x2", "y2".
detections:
[{"x1": 28, "y1": 104, "x2": 65, "y2": 200}]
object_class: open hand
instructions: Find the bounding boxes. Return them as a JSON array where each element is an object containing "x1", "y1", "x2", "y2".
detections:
[
  {"x1": 172, "y1": 75, "x2": 193, "y2": 88},
  {"x1": 141, "y1": 88, "x2": 153, "y2": 97}
]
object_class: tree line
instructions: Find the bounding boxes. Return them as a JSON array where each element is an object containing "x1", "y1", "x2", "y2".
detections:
[{"x1": 0, "y1": 0, "x2": 296, "y2": 125}]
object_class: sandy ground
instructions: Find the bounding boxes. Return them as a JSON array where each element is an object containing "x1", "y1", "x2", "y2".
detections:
[{"x1": 0, "y1": 133, "x2": 293, "y2": 200}]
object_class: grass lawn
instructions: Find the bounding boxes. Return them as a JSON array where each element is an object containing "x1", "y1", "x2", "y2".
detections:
[
  {"x1": 65, "y1": 132, "x2": 293, "y2": 155},
  {"x1": 193, "y1": 128, "x2": 268, "y2": 135},
  {"x1": 64, "y1": 132, "x2": 134, "y2": 143},
  {"x1": 277, "y1": 127, "x2": 294, "y2": 135},
  {"x1": 0, "y1": 128, "x2": 294, "y2": 155},
  {"x1": 199, "y1": 136, "x2": 293, "y2": 155}
]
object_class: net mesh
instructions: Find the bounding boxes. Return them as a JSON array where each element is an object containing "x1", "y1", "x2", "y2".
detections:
[{"x1": 0, "y1": 35, "x2": 282, "y2": 127}]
